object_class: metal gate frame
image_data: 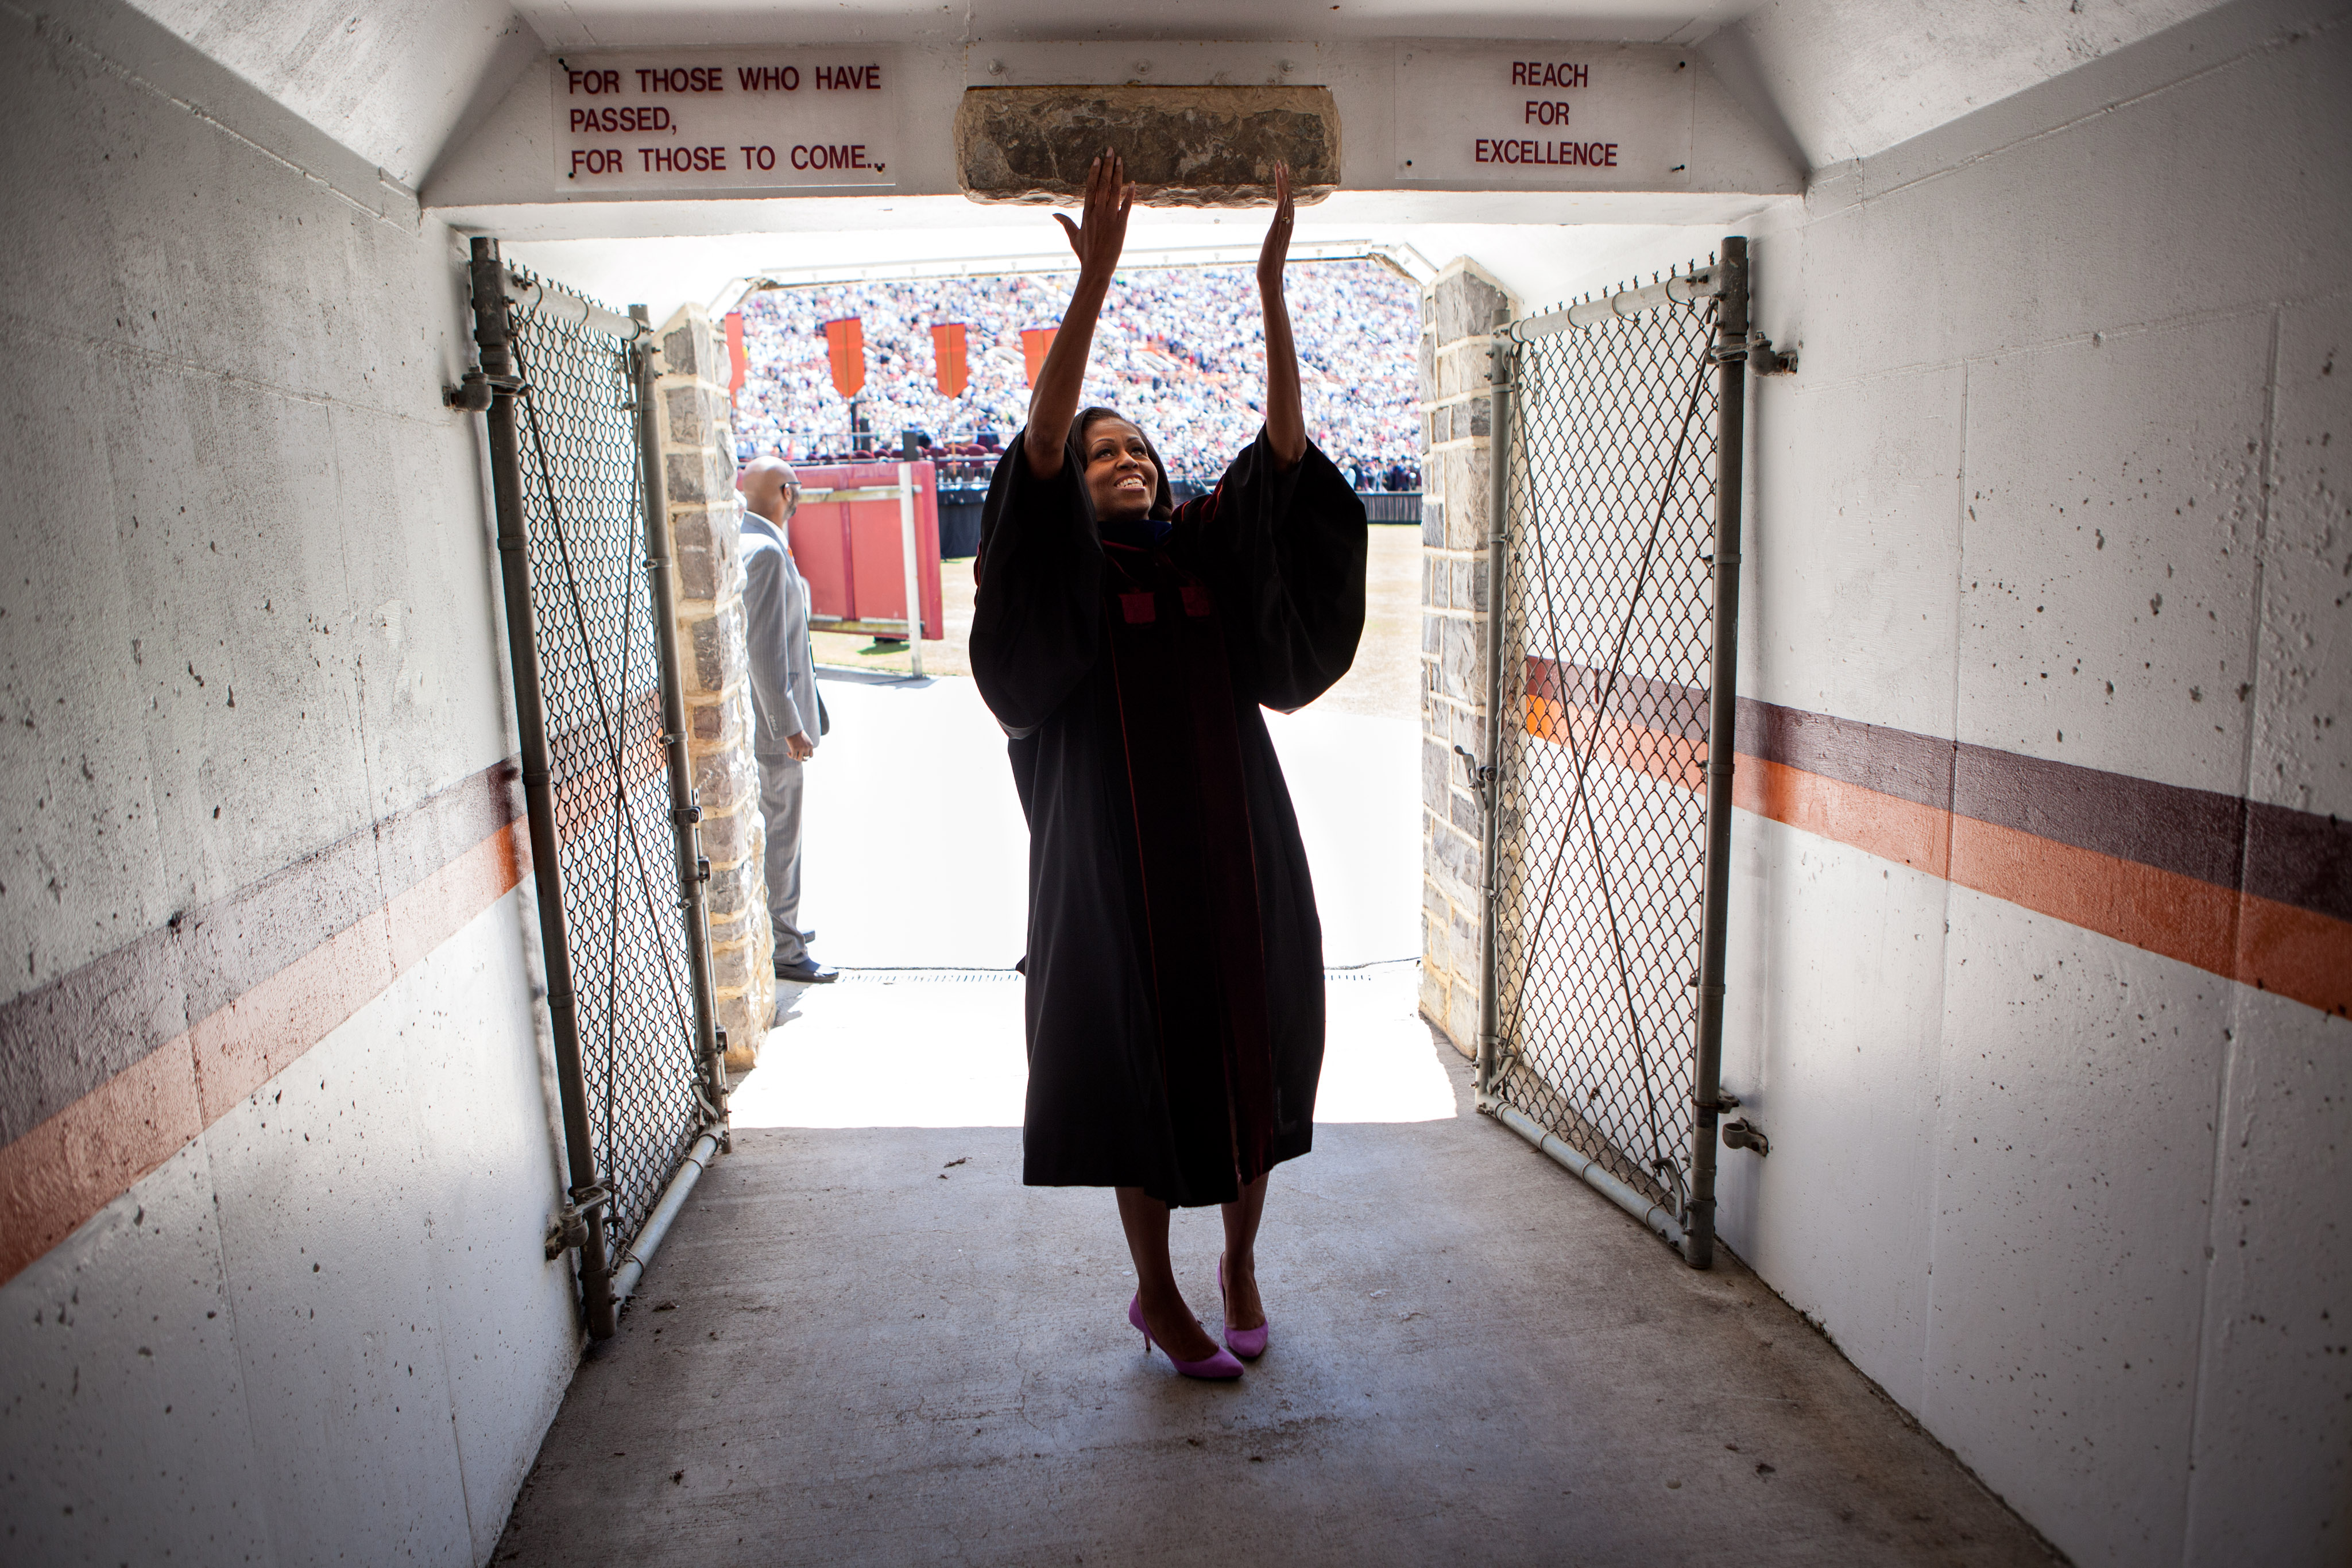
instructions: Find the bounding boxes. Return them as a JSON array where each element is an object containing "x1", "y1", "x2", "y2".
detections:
[
  {"x1": 456, "y1": 238, "x2": 729, "y2": 1338},
  {"x1": 1472, "y1": 237, "x2": 1785, "y2": 1270}
]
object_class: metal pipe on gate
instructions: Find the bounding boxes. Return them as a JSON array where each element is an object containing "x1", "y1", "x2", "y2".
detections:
[
  {"x1": 628, "y1": 312, "x2": 731, "y2": 1129},
  {"x1": 1484, "y1": 1098, "x2": 1688, "y2": 1250},
  {"x1": 1514, "y1": 267, "x2": 1721, "y2": 343},
  {"x1": 1475, "y1": 305, "x2": 1513, "y2": 1097},
  {"x1": 505, "y1": 271, "x2": 647, "y2": 343},
  {"x1": 607, "y1": 1125, "x2": 723, "y2": 1307},
  {"x1": 469, "y1": 237, "x2": 618, "y2": 1341},
  {"x1": 1684, "y1": 237, "x2": 1753, "y2": 1272}
]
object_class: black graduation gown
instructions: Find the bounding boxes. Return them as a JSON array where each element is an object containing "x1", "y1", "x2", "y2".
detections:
[{"x1": 971, "y1": 426, "x2": 1368, "y2": 1207}]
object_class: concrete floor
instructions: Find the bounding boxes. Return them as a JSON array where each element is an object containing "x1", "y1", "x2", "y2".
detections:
[{"x1": 496, "y1": 1032, "x2": 2057, "y2": 1567}]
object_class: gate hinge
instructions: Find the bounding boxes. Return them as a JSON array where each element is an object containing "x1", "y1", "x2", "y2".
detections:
[
  {"x1": 696, "y1": 855, "x2": 711, "y2": 882},
  {"x1": 673, "y1": 804, "x2": 703, "y2": 826},
  {"x1": 444, "y1": 367, "x2": 523, "y2": 411},
  {"x1": 1723, "y1": 1118, "x2": 1771, "y2": 1157},
  {"x1": 544, "y1": 1182, "x2": 610, "y2": 1259},
  {"x1": 1693, "y1": 1089, "x2": 1740, "y2": 1113},
  {"x1": 1709, "y1": 331, "x2": 1798, "y2": 375}
]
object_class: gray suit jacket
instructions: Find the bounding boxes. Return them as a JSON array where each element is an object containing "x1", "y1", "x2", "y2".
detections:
[{"x1": 741, "y1": 511, "x2": 826, "y2": 758}]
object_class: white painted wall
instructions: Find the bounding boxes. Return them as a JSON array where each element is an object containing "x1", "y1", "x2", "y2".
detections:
[
  {"x1": 0, "y1": 4, "x2": 579, "y2": 1562},
  {"x1": 3, "y1": 895, "x2": 576, "y2": 1565},
  {"x1": 1698, "y1": 2, "x2": 2349, "y2": 1562}
]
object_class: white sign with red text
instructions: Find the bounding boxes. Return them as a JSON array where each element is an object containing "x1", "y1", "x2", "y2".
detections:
[
  {"x1": 552, "y1": 49, "x2": 899, "y2": 190},
  {"x1": 1394, "y1": 43, "x2": 1691, "y2": 187}
]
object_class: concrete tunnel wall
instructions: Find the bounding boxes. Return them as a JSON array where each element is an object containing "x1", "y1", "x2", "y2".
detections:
[
  {"x1": 1703, "y1": 5, "x2": 2349, "y2": 1564},
  {"x1": 0, "y1": 6, "x2": 581, "y2": 1564}
]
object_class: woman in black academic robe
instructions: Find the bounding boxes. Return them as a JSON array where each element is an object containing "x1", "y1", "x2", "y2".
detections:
[{"x1": 971, "y1": 156, "x2": 1368, "y2": 1378}]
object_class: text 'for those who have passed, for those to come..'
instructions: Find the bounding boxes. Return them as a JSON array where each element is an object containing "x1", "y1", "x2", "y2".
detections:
[{"x1": 554, "y1": 53, "x2": 896, "y2": 189}]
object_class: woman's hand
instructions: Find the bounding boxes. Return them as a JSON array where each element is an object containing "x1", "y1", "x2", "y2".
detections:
[
  {"x1": 1055, "y1": 152, "x2": 1134, "y2": 284},
  {"x1": 1256, "y1": 160, "x2": 1294, "y2": 296},
  {"x1": 1026, "y1": 151, "x2": 1133, "y2": 479},
  {"x1": 1257, "y1": 162, "x2": 1306, "y2": 470}
]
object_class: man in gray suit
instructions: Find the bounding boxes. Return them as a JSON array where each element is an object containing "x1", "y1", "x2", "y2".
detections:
[{"x1": 738, "y1": 457, "x2": 834, "y2": 985}]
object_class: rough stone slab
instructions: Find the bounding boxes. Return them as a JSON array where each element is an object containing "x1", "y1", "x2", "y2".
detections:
[{"x1": 955, "y1": 85, "x2": 1339, "y2": 207}]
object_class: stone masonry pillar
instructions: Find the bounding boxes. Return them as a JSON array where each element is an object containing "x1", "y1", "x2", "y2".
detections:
[
  {"x1": 652, "y1": 305, "x2": 773, "y2": 1073},
  {"x1": 1417, "y1": 261, "x2": 1515, "y2": 1055}
]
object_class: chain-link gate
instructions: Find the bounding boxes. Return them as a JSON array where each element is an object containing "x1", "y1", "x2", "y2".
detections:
[
  {"x1": 457, "y1": 239, "x2": 726, "y2": 1338},
  {"x1": 1475, "y1": 238, "x2": 1777, "y2": 1269}
]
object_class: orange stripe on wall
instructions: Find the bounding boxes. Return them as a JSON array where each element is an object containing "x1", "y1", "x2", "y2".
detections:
[
  {"x1": 191, "y1": 907, "x2": 401, "y2": 1124},
  {"x1": 1735, "y1": 755, "x2": 1953, "y2": 881},
  {"x1": 1948, "y1": 814, "x2": 2241, "y2": 979},
  {"x1": 1530, "y1": 703, "x2": 2352, "y2": 1019},
  {"x1": 1526, "y1": 696, "x2": 1705, "y2": 791},
  {"x1": 2237, "y1": 894, "x2": 2352, "y2": 1020},
  {"x1": 0, "y1": 819, "x2": 530, "y2": 1289},
  {"x1": 0, "y1": 1036, "x2": 203, "y2": 1284}
]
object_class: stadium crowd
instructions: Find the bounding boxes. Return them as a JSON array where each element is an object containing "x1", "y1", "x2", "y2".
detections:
[{"x1": 733, "y1": 260, "x2": 1423, "y2": 490}]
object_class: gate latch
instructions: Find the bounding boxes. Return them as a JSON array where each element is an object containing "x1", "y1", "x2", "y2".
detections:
[
  {"x1": 1453, "y1": 744, "x2": 1497, "y2": 808},
  {"x1": 544, "y1": 1182, "x2": 611, "y2": 1259},
  {"x1": 1747, "y1": 332, "x2": 1798, "y2": 375}
]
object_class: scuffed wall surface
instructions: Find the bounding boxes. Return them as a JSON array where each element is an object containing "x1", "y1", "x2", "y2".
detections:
[
  {"x1": 1714, "y1": 3, "x2": 2350, "y2": 1563},
  {"x1": 0, "y1": 5, "x2": 578, "y2": 1562}
]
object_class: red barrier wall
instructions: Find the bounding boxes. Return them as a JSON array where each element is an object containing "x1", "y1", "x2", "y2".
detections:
[{"x1": 788, "y1": 460, "x2": 945, "y2": 640}]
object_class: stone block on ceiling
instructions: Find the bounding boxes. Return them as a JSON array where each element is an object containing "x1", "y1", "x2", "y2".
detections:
[{"x1": 954, "y1": 86, "x2": 1339, "y2": 207}]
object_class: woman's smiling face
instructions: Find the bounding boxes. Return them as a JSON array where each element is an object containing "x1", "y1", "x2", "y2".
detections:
[{"x1": 1081, "y1": 416, "x2": 1158, "y2": 524}]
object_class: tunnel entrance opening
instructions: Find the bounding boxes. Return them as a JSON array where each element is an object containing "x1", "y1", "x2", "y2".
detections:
[
  {"x1": 461, "y1": 211, "x2": 1759, "y2": 1334},
  {"x1": 710, "y1": 245, "x2": 1444, "y2": 1137}
]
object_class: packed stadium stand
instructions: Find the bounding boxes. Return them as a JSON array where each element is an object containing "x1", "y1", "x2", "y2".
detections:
[{"x1": 734, "y1": 260, "x2": 1425, "y2": 508}]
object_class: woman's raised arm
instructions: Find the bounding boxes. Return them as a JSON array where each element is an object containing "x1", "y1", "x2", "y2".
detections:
[
  {"x1": 1023, "y1": 152, "x2": 1134, "y2": 481},
  {"x1": 1256, "y1": 162, "x2": 1305, "y2": 470}
]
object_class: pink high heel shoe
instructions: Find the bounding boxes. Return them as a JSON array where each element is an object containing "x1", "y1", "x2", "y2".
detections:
[
  {"x1": 1218, "y1": 1256, "x2": 1270, "y2": 1360},
  {"x1": 1128, "y1": 1293, "x2": 1244, "y2": 1380}
]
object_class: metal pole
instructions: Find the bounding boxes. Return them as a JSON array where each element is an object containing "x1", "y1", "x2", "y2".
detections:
[
  {"x1": 607, "y1": 1125, "x2": 722, "y2": 1306},
  {"x1": 1489, "y1": 1099, "x2": 1686, "y2": 1250},
  {"x1": 503, "y1": 271, "x2": 647, "y2": 344},
  {"x1": 469, "y1": 237, "x2": 617, "y2": 1340},
  {"x1": 628, "y1": 309, "x2": 729, "y2": 1130},
  {"x1": 1515, "y1": 267, "x2": 1724, "y2": 341},
  {"x1": 1476, "y1": 304, "x2": 1512, "y2": 1097},
  {"x1": 1686, "y1": 236, "x2": 1751, "y2": 1272},
  {"x1": 897, "y1": 459, "x2": 925, "y2": 678}
]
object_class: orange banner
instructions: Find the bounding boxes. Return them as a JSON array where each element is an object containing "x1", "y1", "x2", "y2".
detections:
[
  {"x1": 932, "y1": 322, "x2": 968, "y2": 398},
  {"x1": 823, "y1": 317, "x2": 865, "y2": 398},
  {"x1": 724, "y1": 310, "x2": 746, "y2": 400},
  {"x1": 1020, "y1": 325, "x2": 1058, "y2": 386}
]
